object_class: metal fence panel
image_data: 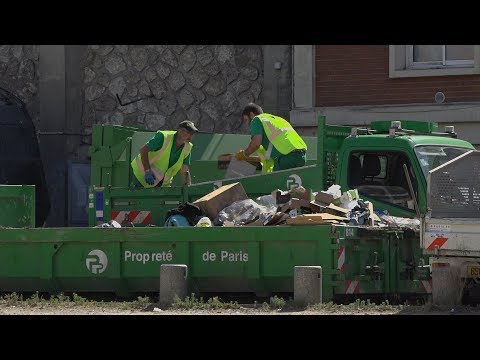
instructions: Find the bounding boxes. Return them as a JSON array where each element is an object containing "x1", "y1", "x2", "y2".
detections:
[{"x1": 428, "y1": 150, "x2": 480, "y2": 218}]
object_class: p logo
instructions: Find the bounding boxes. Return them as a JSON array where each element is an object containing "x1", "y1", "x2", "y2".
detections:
[
  {"x1": 86, "y1": 249, "x2": 108, "y2": 274},
  {"x1": 286, "y1": 174, "x2": 302, "y2": 190}
]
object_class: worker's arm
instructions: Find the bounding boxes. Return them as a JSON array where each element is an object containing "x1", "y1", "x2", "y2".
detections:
[
  {"x1": 139, "y1": 145, "x2": 151, "y2": 171},
  {"x1": 236, "y1": 117, "x2": 263, "y2": 161},
  {"x1": 244, "y1": 135, "x2": 262, "y2": 157},
  {"x1": 141, "y1": 132, "x2": 164, "y2": 171},
  {"x1": 180, "y1": 164, "x2": 191, "y2": 185},
  {"x1": 139, "y1": 144, "x2": 157, "y2": 185}
]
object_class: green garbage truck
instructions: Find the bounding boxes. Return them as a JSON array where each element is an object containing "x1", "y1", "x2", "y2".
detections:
[
  {"x1": 87, "y1": 116, "x2": 474, "y2": 226},
  {"x1": 0, "y1": 186, "x2": 430, "y2": 302},
  {"x1": 0, "y1": 116, "x2": 475, "y2": 303}
]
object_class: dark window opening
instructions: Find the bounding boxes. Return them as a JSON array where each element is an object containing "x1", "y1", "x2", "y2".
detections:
[{"x1": 348, "y1": 152, "x2": 417, "y2": 211}]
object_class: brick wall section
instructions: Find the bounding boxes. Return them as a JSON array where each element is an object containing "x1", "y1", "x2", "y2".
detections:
[{"x1": 315, "y1": 45, "x2": 480, "y2": 107}]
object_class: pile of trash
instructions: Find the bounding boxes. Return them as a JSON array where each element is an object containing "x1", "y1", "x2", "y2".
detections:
[
  {"x1": 96, "y1": 182, "x2": 420, "y2": 230},
  {"x1": 159, "y1": 182, "x2": 418, "y2": 229}
]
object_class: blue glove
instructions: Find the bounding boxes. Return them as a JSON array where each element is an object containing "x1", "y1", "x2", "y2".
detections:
[{"x1": 144, "y1": 169, "x2": 156, "y2": 185}]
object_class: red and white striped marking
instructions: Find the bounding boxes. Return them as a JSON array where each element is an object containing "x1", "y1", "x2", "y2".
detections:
[
  {"x1": 421, "y1": 279, "x2": 432, "y2": 293},
  {"x1": 426, "y1": 237, "x2": 448, "y2": 250},
  {"x1": 338, "y1": 246, "x2": 345, "y2": 273},
  {"x1": 111, "y1": 211, "x2": 152, "y2": 224},
  {"x1": 345, "y1": 280, "x2": 360, "y2": 294}
]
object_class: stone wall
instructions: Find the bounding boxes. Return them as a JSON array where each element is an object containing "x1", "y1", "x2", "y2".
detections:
[
  {"x1": 81, "y1": 45, "x2": 264, "y2": 144},
  {"x1": 0, "y1": 45, "x2": 39, "y2": 126},
  {"x1": 0, "y1": 45, "x2": 265, "y2": 162}
]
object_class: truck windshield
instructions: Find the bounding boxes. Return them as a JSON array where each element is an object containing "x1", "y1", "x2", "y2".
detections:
[{"x1": 414, "y1": 145, "x2": 471, "y2": 178}]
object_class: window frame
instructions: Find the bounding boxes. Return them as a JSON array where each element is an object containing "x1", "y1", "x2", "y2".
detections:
[
  {"x1": 389, "y1": 45, "x2": 480, "y2": 78},
  {"x1": 347, "y1": 150, "x2": 418, "y2": 211}
]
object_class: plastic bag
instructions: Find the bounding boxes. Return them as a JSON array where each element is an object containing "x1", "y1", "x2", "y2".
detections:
[
  {"x1": 255, "y1": 195, "x2": 277, "y2": 208},
  {"x1": 95, "y1": 220, "x2": 121, "y2": 228},
  {"x1": 213, "y1": 199, "x2": 277, "y2": 226},
  {"x1": 195, "y1": 217, "x2": 212, "y2": 227},
  {"x1": 165, "y1": 202, "x2": 205, "y2": 226},
  {"x1": 164, "y1": 215, "x2": 190, "y2": 227},
  {"x1": 346, "y1": 199, "x2": 370, "y2": 225},
  {"x1": 325, "y1": 184, "x2": 341, "y2": 198},
  {"x1": 340, "y1": 200, "x2": 359, "y2": 210},
  {"x1": 377, "y1": 213, "x2": 420, "y2": 230}
]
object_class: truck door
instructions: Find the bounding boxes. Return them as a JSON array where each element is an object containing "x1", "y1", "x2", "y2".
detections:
[{"x1": 346, "y1": 151, "x2": 418, "y2": 217}]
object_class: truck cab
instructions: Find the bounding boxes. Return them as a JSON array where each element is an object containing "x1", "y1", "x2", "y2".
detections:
[{"x1": 336, "y1": 120, "x2": 474, "y2": 217}]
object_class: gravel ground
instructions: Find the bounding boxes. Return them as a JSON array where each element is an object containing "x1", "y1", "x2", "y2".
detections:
[{"x1": 1, "y1": 303, "x2": 479, "y2": 315}]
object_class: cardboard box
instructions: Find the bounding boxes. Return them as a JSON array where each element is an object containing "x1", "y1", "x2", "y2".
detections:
[
  {"x1": 268, "y1": 212, "x2": 289, "y2": 225},
  {"x1": 289, "y1": 186, "x2": 312, "y2": 201},
  {"x1": 286, "y1": 213, "x2": 348, "y2": 225},
  {"x1": 310, "y1": 202, "x2": 350, "y2": 216},
  {"x1": 280, "y1": 198, "x2": 311, "y2": 213},
  {"x1": 193, "y1": 182, "x2": 248, "y2": 220},
  {"x1": 315, "y1": 191, "x2": 335, "y2": 205},
  {"x1": 217, "y1": 153, "x2": 232, "y2": 169},
  {"x1": 243, "y1": 212, "x2": 288, "y2": 227},
  {"x1": 280, "y1": 201, "x2": 293, "y2": 213},
  {"x1": 218, "y1": 154, "x2": 262, "y2": 171},
  {"x1": 290, "y1": 198, "x2": 312, "y2": 211},
  {"x1": 309, "y1": 201, "x2": 327, "y2": 213},
  {"x1": 224, "y1": 158, "x2": 257, "y2": 179},
  {"x1": 303, "y1": 213, "x2": 349, "y2": 221},
  {"x1": 271, "y1": 189, "x2": 291, "y2": 204},
  {"x1": 325, "y1": 204, "x2": 349, "y2": 217},
  {"x1": 286, "y1": 217, "x2": 325, "y2": 225}
]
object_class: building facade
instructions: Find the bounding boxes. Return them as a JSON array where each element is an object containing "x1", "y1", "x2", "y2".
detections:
[{"x1": 291, "y1": 45, "x2": 480, "y2": 147}]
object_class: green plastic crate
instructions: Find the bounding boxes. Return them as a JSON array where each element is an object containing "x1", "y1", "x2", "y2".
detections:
[{"x1": 0, "y1": 185, "x2": 35, "y2": 228}]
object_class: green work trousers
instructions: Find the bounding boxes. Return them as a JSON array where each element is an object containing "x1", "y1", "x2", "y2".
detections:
[{"x1": 274, "y1": 151, "x2": 307, "y2": 171}]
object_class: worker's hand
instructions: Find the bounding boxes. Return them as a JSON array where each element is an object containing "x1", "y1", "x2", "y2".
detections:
[
  {"x1": 235, "y1": 150, "x2": 247, "y2": 161},
  {"x1": 144, "y1": 169, "x2": 156, "y2": 185}
]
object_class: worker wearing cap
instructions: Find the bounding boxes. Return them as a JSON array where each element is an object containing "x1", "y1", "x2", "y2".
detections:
[
  {"x1": 235, "y1": 103, "x2": 307, "y2": 173},
  {"x1": 131, "y1": 120, "x2": 198, "y2": 188}
]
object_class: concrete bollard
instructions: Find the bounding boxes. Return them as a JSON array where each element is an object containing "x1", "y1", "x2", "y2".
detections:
[
  {"x1": 294, "y1": 266, "x2": 322, "y2": 306},
  {"x1": 159, "y1": 264, "x2": 188, "y2": 307}
]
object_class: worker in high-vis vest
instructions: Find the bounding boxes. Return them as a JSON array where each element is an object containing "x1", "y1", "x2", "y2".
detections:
[
  {"x1": 235, "y1": 103, "x2": 307, "y2": 172},
  {"x1": 130, "y1": 120, "x2": 198, "y2": 188}
]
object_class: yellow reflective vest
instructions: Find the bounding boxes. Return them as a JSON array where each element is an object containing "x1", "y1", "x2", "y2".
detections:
[
  {"x1": 255, "y1": 113, "x2": 307, "y2": 173},
  {"x1": 131, "y1": 130, "x2": 192, "y2": 188}
]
